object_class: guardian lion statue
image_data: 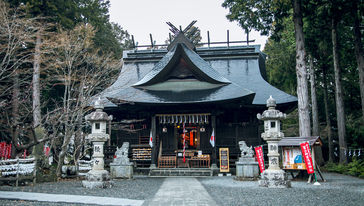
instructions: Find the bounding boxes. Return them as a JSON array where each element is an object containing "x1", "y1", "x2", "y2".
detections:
[{"x1": 239, "y1": 141, "x2": 254, "y2": 158}]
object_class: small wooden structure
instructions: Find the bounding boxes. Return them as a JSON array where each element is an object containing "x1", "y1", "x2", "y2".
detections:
[{"x1": 278, "y1": 136, "x2": 325, "y2": 182}]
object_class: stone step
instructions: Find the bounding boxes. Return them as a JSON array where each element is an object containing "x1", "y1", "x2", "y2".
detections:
[{"x1": 149, "y1": 168, "x2": 213, "y2": 177}]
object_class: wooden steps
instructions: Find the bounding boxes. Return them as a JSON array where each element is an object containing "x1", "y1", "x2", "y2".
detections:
[{"x1": 149, "y1": 168, "x2": 213, "y2": 177}]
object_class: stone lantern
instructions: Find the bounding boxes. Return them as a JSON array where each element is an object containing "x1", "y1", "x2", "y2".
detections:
[
  {"x1": 82, "y1": 98, "x2": 113, "y2": 188},
  {"x1": 257, "y1": 96, "x2": 290, "y2": 188}
]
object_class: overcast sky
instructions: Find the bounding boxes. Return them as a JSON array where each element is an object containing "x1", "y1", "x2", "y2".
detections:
[{"x1": 108, "y1": 0, "x2": 268, "y2": 49}]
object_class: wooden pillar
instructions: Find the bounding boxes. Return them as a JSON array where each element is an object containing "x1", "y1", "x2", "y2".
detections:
[
  {"x1": 150, "y1": 115, "x2": 157, "y2": 167},
  {"x1": 108, "y1": 120, "x2": 111, "y2": 146},
  {"x1": 211, "y1": 115, "x2": 217, "y2": 167}
]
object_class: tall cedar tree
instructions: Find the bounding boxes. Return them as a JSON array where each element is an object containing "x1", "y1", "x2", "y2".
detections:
[{"x1": 222, "y1": 0, "x2": 311, "y2": 137}]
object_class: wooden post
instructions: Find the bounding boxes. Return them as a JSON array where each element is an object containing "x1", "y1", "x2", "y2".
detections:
[
  {"x1": 131, "y1": 35, "x2": 135, "y2": 49},
  {"x1": 227, "y1": 30, "x2": 230, "y2": 48},
  {"x1": 108, "y1": 120, "x2": 111, "y2": 146},
  {"x1": 150, "y1": 34, "x2": 154, "y2": 48},
  {"x1": 33, "y1": 158, "x2": 37, "y2": 185},
  {"x1": 16, "y1": 158, "x2": 19, "y2": 187},
  {"x1": 150, "y1": 115, "x2": 157, "y2": 167}
]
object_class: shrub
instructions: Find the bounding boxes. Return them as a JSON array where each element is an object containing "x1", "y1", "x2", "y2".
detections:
[{"x1": 323, "y1": 159, "x2": 364, "y2": 178}]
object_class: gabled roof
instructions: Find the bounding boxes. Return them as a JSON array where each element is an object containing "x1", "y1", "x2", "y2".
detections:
[
  {"x1": 133, "y1": 43, "x2": 231, "y2": 87},
  {"x1": 92, "y1": 44, "x2": 297, "y2": 110},
  {"x1": 278, "y1": 136, "x2": 322, "y2": 147}
]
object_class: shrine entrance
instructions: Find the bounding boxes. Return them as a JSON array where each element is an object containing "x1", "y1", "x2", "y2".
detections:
[
  {"x1": 176, "y1": 125, "x2": 200, "y2": 150},
  {"x1": 157, "y1": 114, "x2": 212, "y2": 169}
]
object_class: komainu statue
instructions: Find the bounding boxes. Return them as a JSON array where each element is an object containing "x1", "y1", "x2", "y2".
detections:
[
  {"x1": 112, "y1": 142, "x2": 130, "y2": 165},
  {"x1": 110, "y1": 142, "x2": 133, "y2": 179},
  {"x1": 239, "y1": 141, "x2": 254, "y2": 158}
]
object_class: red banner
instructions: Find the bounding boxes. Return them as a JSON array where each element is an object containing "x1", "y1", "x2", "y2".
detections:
[
  {"x1": 44, "y1": 145, "x2": 50, "y2": 156},
  {"x1": 7, "y1": 144, "x2": 11, "y2": 159},
  {"x1": 255, "y1": 146, "x2": 265, "y2": 173},
  {"x1": 0, "y1": 142, "x2": 4, "y2": 158},
  {"x1": 300, "y1": 142, "x2": 314, "y2": 174}
]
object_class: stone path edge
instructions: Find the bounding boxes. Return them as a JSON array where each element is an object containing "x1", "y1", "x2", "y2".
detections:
[{"x1": 0, "y1": 191, "x2": 144, "y2": 206}]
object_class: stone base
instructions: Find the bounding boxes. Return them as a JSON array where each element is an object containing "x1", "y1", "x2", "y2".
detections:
[
  {"x1": 259, "y1": 169, "x2": 291, "y2": 188},
  {"x1": 82, "y1": 180, "x2": 113, "y2": 189},
  {"x1": 110, "y1": 164, "x2": 133, "y2": 179},
  {"x1": 236, "y1": 158, "x2": 259, "y2": 178},
  {"x1": 82, "y1": 170, "x2": 112, "y2": 189}
]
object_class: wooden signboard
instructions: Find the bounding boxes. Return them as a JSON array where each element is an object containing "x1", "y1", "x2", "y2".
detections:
[{"x1": 219, "y1": 148, "x2": 229, "y2": 173}]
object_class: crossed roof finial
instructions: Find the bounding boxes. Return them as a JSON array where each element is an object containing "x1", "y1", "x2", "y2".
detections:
[{"x1": 166, "y1": 20, "x2": 197, "y2": 37}]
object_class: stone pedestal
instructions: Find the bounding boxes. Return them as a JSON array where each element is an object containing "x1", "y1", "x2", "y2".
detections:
[
  {"x1": 110, "y1": 164, "x2": 133, "y2": 179},
  {"x1": 259, "y1": 170, "x2": 291, "y2": 188},
  {"x1": 82, "y1": 170, "x2": 112, "y2": 188},
  {"x1": 236, "y1": 158, "x2": 259, "y2": 179}
]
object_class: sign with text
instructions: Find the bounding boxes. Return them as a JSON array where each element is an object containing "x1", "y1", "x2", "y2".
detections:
[
  {"x1": 219, "y1": 148, "x2": 229, "y2": 173},
  {"x1": 300, "y1": 142, "x2": 314, "y2": 174},
  {"x1": 283, "y1": 147, "x2": 306, "y2": 170},
  {"x1": 254, "y1": 146, "x2": 265, "y2": 173}
]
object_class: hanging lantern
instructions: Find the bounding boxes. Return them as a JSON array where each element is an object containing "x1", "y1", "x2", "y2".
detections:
[{"x1": 200, "y1": 126, "x2": 206, "y2": 132}]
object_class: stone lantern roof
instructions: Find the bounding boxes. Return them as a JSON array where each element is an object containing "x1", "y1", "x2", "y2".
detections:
[
  {"x1": 257, "y1": 96, "x2": 286, "y2": 121},
  {"x1": 85, "y1": 98, "x2": 113, "y2": 122}
]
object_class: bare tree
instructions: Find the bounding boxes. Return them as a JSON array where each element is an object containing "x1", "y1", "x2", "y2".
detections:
[
  {"x1": 0, "y1": 0, "x2": 49, "y2": 156},
  {"x1": 43, "y1": 24, "x2": 120, "y2": 178},
  {"x1": 32, "y1": 32, "x2": 42, "y2": 128}
]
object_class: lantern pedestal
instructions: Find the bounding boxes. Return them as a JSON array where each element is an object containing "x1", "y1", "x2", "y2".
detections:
[
  {"x1": 82, "y1": 137, "x2": 113, "y2": 189},
  {"x1": 259, "y1": 169, "x2": 291, "y2": 188},
  {"x1": 82, "y1": 170, "x2": 112, "y2": 189}
]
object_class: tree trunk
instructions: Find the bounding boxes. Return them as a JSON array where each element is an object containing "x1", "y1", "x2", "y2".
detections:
[
  {"x1": 310, "y1": 57, "x2": 319, "y2": 136},
  {"x1": 32, "y1": 32, "x2": 42, "y2": 128},
  {"x1": 56, "y1": 129, "x2": 72, "y2": 178},
  {"x1": 352, "y1": 2, "x2": 364, "y2": 120},
  {"x1": 293, "y1": 0, "x2": 311, "y2": 137},
  {"x1": 323, "y1": 66, "x2": 334, "y2": 162},
  {"x1": 309, "y1": 57, "x2": 324, "y2": 164},
  {"x1": 11, "y1": 70, "x2": 20, "y2": 158},
  {"x1": 332, "y1": 17, "x2": 347, "y2": 164}
]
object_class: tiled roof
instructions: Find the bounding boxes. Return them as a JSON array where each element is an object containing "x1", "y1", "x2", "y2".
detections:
[{"x1": 92, "y1": 44, "x2": 297, "y2": 108}]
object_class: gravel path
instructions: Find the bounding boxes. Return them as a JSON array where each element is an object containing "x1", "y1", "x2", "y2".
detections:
[
  {"x1": 1, "y1": 173, "x2": 363, "y2": 205},
  {"x1": 199, "y1": 173, "x2": 364, "y2": 206},
  {"x1": 0, "y1": 176, "x2": 164, "y2": 205}
]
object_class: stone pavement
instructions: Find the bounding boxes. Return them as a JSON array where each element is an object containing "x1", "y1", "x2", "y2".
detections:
[
  {"x1": 0, "y1": 191, "x2": 144, "y2": 206},
  {"x1": 143, "y1": 177, "x2": 217, "y2": 206}
]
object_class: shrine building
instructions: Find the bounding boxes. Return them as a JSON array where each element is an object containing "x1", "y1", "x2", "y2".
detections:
[{"x1": 93, "y1": 23, "x2": 297, "y2": 172}]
